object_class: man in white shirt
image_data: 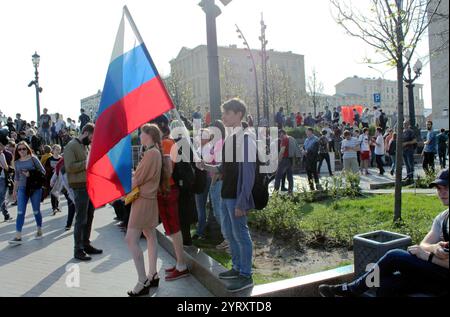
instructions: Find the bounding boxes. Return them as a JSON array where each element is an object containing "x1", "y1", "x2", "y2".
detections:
[
  {"x1": 373, "y1": 106, "x2": 381, "y2": 127},
  {"x1": 341, "y1": 130, "x2": 360, "y2": 174},
  {"x1": 374, "y1": 127, "x2": 385, "y2": 175},
  {"x1": 359, "y1": 128, "x2": 371, "y2": 175}
]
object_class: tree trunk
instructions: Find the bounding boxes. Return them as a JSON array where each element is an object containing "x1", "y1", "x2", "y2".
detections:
[
  {"x1": 394, "y1": 3, "x2": 405, "y2": 223},
  {"x1": 394, "y1": 63, "x2": 404, "y2": 223}
]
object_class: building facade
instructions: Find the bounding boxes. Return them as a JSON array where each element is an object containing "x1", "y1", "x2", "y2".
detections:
[
  {"x1": 80, "y1": 90, "x2": 102, "y2": 121},
  {"x1": 335, "y1": 76, "x2": 425, "y2": 126},
  {"x1": 428, "y1": 0, "x2": 449, "y2": 129},
  {"x1": 170, "y1": 45, "x2": 306, "y2": 120}
]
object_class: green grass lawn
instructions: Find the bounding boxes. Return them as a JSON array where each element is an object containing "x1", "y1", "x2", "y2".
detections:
[
  {"x1": 250, "y1": 193, "x2": 443, "y2": 248},
  {"x1": 193, "y1": 193, "x2": 443, "y2": 285}
]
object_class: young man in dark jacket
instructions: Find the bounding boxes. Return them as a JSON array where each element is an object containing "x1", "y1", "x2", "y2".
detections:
[{"x1": 199, "y1": 98, "x2": 256, "y2": 293}]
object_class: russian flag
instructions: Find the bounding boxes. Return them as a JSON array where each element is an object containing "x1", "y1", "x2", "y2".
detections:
[{"x1": 87, "y1": 6, "x2": 174, "y2": 208}]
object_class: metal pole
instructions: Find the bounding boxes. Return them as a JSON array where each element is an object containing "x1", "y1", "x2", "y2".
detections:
[
  {"x1": 406, "y1": 65, "x2": 416, "y2": 128},
  {"x1": 201, "y1": 0, "x2": 222, "y2": 241},
  {"x1": 236, "y1": 24, "x2": 260, "y2": 126},
  {"x1": 203, "y1": 0, "x2": 222, "y2": 123},
  {"x1": 34, "y1": 66, "x2": 41, "y2": 124}
]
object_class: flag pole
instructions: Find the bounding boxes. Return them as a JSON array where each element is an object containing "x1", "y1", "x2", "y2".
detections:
[{"x1": 123, "y1": 5, "x2": 201, "y2": 162}]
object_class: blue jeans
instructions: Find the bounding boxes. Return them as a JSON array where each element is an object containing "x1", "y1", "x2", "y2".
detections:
[
  {"x1": 209, "y1": 180, "x2": 223, "y2": 232},
  {"x1": 195, "y1": 175, "x2": 212, "y2": 237},
  {"x1": 221, "y1": 199, "x2": 253, "y2": 278},
  {"x1": 390, "y1": 155, "x2": 396, "y2": 173},
  {"x1": 403, "y1": 148, "x2": 415, "y2": 179},
  {"x1": 16, "y1": 187, "x2": 43, "y2": 232},
  {"x1": 348, "y1": 249, "x2": 449, "y2": 296},
  {"x1": 274, "y1": 158, "x2": 294, "y2": 192},
  {"x1": 40, "y1": 128, "x2": 51, "y2": 144}
]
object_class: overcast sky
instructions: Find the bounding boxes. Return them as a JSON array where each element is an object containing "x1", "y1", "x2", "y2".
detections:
[{"x1": 0, "y1": 0, "x2": 432, "y2": 123}]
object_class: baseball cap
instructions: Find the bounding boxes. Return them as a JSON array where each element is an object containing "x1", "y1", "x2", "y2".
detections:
[{"x1": 430, "y1": 169, "x2": 449, "y2": 188}]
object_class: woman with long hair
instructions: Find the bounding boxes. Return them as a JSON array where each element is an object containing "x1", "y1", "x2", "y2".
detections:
[
  {"x1": 126, "y1": 124, "x2": 163, "y2": 296},
  {"x1": 9, "y1": 141, "x2": 45, "y2": 245}
]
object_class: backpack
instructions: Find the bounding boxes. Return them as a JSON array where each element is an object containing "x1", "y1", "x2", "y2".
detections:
[
  {"x1": 252, "y1": 156, "x2": 271, "y2": 211},
  {"x1": 244, "y1": 137, "x2": 270, "y2": 211},
  {"x1": 288, "y1": 136, "x2": 302, "y2": 158},
  {"x1": 172, "y1": 137, "x2": 197, "y2": 193}
]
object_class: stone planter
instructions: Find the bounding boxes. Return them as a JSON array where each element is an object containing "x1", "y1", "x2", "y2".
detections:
[{"x1": 353, "y1": 230, "x2": 412, "y2": 276}]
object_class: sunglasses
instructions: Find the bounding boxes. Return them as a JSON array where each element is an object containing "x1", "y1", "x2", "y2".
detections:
[{"x1": 18, "y1": 148, "x2": 28, "y2": 152}]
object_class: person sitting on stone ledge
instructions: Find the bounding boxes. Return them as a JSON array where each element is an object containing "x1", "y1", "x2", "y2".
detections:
[{"x1": 319, "y1": 169, "x2": 449, "y2": 297}]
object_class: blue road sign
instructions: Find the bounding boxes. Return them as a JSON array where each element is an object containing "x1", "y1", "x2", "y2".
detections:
[{"x1": 374, "y1": 93, "x2": 381, "y2": 104}]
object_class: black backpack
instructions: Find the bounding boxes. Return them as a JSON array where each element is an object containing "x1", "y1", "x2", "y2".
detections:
[
  {"x1": 172, "y1": 137, "x2": 195, "y2": 192},
  {"x1": 172, "y1": 137, "x2": 207, "y2": 194},
  {"x1": 252, "y1": 158, "x2": 271, "y2": 211}
]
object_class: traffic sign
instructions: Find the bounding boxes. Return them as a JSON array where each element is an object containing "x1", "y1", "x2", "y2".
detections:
[{"x1": 374, "y1": 93, "x2": 381, "y2": 104}]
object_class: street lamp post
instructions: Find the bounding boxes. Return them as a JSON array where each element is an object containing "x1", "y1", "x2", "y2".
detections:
[
  {"x1": 199, "y1": 0, "x2": 232, "y2": 123},
  {"x1": 29, "y1": 52, "x2": 43, "y2": 124},
  {"x1": 235, "y1": 24, "x2": 260, "y2": 127},
  {"x1": 403, "y1": 58, "x2": 422, "y2": 128},
  {"x1": 199, "y1": 0, "x2": 231, "y2": 241}
]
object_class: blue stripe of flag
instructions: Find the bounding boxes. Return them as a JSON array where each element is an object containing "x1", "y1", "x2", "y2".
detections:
[{"x1": 106, "y1": 134, "x2": 133, "y2": 194}]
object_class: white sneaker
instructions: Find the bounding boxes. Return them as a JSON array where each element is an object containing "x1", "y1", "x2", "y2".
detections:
[{"x1": 216, "y1": 240, "x2": 229, "y2": 250}]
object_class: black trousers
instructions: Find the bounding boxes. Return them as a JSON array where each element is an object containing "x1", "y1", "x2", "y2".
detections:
[
  {"x1": 318, "y1": 153, "x2": 333, "y2": 175},
  {"x1": 51, "y1": 195, "x2": 59, "y2": 210},
  {"x1": 305, "y1": 157, "x2": 320, "y2": 190},
  {"x1": 178, "y1": 189, "x2": 197, "y2": 246},
  {"x1": 63, "y1": 190, "x2": 76, "y2": 228},
  {"x1": 423, "y1": 152, "x2": 436, "y2": 173},
  {"x1": 376, "y1": 154, "x2": 385, "y2": 174},
  {"x1": 112, "y1": 200, "x2": 126, "y2": 221},
  {"x1": 438, "y1": 148, "x2": 447, "y2": 168}
]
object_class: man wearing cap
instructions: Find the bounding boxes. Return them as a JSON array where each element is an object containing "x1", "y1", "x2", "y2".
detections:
[{"x1": 319, "y1": 169, "x2": 449, "y2": 297}]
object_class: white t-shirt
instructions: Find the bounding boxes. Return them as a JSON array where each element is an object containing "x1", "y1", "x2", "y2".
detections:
[
  {"x1": 374, "y1": 109, "x2": 381, "y2": 120},
  {"x1": 374, "y1": 135, "x2": 385, "y2": 155},
  {"x1": 341, "y1": 137, "x2": 359, "y2": 159},
  {"x1": 359, "y1": 134, "x2": 370, "y2": 152},
  {"x1": 55, "y1": 119, "x2": 66, "y2": 133}
]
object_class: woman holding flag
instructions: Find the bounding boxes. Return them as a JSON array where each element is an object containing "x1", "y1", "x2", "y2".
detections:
[{"x1": 126, "y1": 124, "x2": 163, "y2": 296}]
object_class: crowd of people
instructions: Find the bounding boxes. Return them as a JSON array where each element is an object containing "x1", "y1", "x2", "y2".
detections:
[
  {"x1": 1, "y1": 98, "x2": 448, "y2": 297},
  {"x1": 271, "y1": 105, "x2": 449, "y2": 192}
]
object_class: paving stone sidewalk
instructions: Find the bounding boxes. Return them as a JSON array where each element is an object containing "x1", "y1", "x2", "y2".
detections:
[{"x1": 0, "y1": 199, "x2": 212, "y2": 297}]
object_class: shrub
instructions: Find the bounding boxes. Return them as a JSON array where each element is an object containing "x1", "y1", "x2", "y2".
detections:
[{"x1": 414, "y1": 169, "x2": 437, "y2": 189}]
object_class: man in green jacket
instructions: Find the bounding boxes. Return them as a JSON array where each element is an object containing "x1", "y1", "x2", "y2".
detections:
[{"x1": 64, "y1": 123, "x2": 102, "y2": 261}]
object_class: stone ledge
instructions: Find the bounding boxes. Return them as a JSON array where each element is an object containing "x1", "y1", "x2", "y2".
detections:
[
  {"x1": 156, "y1": 225, "x2": 355, "y2": 297},
  {"x1": 250, "y1": 265, "x2": 354, "y2": 297}
]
